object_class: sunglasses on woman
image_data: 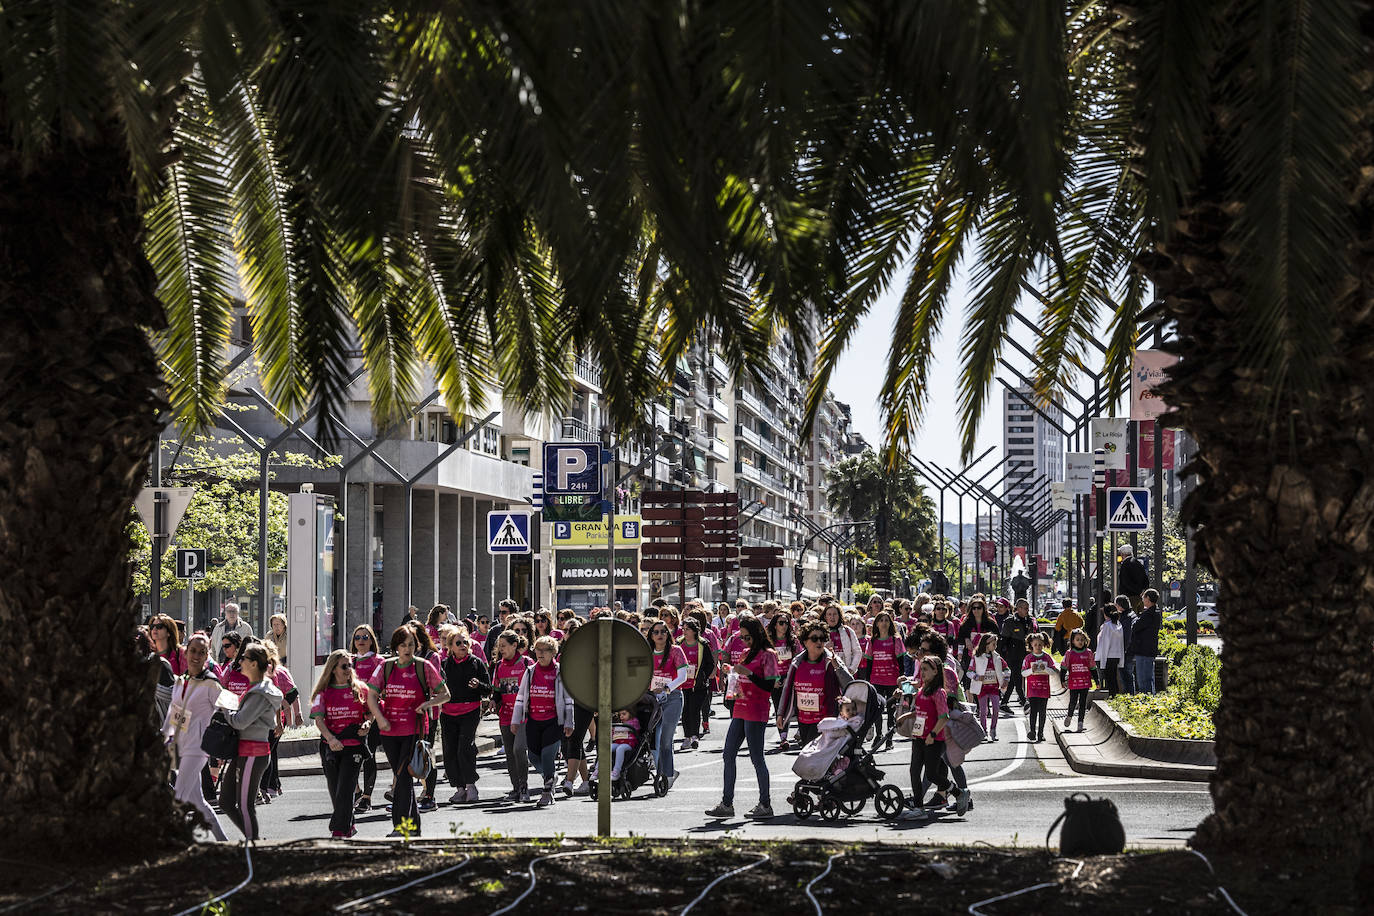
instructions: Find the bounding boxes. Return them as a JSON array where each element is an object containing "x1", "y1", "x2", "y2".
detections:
[{"x1": 354, "y1": 634, "x2": 371, "y2": 642}]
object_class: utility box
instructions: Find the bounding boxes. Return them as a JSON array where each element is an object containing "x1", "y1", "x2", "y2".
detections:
[{"x1": 286, "y1": 491, "x2": 337, "y2": 681}]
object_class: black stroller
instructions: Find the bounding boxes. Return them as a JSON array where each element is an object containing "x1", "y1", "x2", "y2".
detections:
[
  {"x1": 789, "y1": 680, "x2": 906, "y2": 821},
  {"x1": 588, "y1": 692, "x2": 669, "y2": 800}
]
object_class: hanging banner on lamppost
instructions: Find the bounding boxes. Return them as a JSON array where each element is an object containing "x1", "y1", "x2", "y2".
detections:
[
  {"x1": 1130, "y1": 350, "x2": 1180, "y2": 422},
  {"x1": 1137, "y1": 426, "x2": 1177, "y2": 470},
  {"x1": 1065, "y1": 453, "x2": 1094, "y2": 494},
  {"x1": 1091, "y1": 418, "x2": 1129, "y2": 470}
]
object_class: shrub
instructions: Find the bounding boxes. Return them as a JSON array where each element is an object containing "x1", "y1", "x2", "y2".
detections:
[
  {"x1": 1108, "y1": 692, "x2": 1216, "y2": 740},
  {"x1": 1171, "y1": 645, "x2": 1221, "y2": 712}
]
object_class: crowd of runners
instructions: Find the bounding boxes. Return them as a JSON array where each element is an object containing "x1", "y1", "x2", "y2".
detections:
[{"x1": 141, "y1": 586, "x2": 1165, "y2": 841}]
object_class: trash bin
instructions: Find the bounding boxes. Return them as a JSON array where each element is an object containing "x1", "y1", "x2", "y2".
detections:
[{"x1": 1154, "y1": 656, "x2": 1169, "y2": 692}]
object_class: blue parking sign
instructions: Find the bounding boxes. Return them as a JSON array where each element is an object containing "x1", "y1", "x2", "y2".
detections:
[{"x1": 542, "y1": 442, "x2": 602, "y2": 495}]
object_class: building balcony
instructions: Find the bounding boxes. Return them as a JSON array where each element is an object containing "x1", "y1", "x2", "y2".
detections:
[
  {"x1": 710, "y1": 352, "x2": 730, "y2": 382},
  {"x1": 735, "y1": 459, "x2": 762, "y2": 484},
  {"x1": 709, "y1": 437, "x2": 730, "y2": 462},
  {"x1": 704, "y1": 394, "x2": 729, "y2": 422},
  {"x1": 560, "y1": 416, "x2": 598, "y2": 442},
  {"x1": 573, "y1": 354, "x2": 603, "y2": 392}
]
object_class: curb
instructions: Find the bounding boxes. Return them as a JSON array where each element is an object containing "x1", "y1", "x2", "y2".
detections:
[
  {"x1": 1053, "y1": 700, "x2": 1214, "y2": 783},
  {"x1": 278, "y1": 733, "x2": 502, "y2": 778}
]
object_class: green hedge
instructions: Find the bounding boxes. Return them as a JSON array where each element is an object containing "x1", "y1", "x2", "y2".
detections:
[{"x1": 1107, "y1": 641, "x2": 1220, "y2": 739}]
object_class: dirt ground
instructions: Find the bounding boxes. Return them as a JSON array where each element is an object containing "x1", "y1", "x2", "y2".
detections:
[{"x1": 0, "y1": 837, "x2": 1344, "y2": 915}]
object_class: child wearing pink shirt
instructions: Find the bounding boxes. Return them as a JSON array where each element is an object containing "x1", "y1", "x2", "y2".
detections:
[
  {"x1": 1060, "y1": 628, "x2": 1097, "y2": 732},
  {"x1": 1021, "y1": 633, "x2": 1053, "y2": 742}
]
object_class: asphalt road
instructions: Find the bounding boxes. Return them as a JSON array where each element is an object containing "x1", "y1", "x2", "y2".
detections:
[{"x1": 245, "y1": 708, "x2": 1214, "y2": 847}]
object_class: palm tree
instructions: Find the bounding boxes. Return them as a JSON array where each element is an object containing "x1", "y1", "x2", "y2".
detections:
[
  {"x1": 792, "y1": 0, "x2": 1374, "y2": 895},
  {"x1": 0, "y1": 1, "x2": 835, "y2": 855},
  {"x1": 824, "y1": 449, "x2": 938, "y2": 563}
]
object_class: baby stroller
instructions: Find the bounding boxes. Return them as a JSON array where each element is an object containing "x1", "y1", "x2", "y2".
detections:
[
  {"x1": 789, "y1": 680, "x2": 906, "y2": 821},
  {"x1": 588, "y1": 692, "x2": 669, "y2": 800}
]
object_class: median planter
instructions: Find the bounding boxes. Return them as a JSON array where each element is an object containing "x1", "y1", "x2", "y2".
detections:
[{"x1": 1095, "y1": 700, "x2": 1216, "y2": 768}]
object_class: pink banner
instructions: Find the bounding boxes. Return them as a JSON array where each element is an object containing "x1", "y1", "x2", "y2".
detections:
[
  {"x1": 1131, "y1": 349, "x2": 1180, "y2": 421},
  {"x1": 1138, "y1": 426, "x2": 1177, "y2": 470},
  {"x1": 979, "y1": 540, "x2": 996, "y2": 563}
]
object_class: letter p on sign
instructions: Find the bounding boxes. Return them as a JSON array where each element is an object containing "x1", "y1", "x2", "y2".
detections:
[{"x1": 558, "y1": 449, "x2": 587, "y2": 491}]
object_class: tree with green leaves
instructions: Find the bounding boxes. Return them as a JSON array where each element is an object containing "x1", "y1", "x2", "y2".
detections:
[{"x1": 825, "y1": 450, "x2": 938, "y2": 564}]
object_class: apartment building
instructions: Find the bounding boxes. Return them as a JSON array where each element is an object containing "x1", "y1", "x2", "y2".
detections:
[{"x1": 1001, "y1": 385, "x2": 1066, "y2": 564}]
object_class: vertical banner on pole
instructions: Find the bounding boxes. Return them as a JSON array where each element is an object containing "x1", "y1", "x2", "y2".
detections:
[
  {"x1": 1091, "y1": 419, "x2": 1129, "y2": 470},
  {"x1": 1130, "y1": 349, "x2": 1180, "y2": 422}
]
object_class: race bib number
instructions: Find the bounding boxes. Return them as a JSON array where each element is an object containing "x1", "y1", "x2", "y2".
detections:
[
  {"x1": 1031, "y1": 660, "x2": 1048, "y2": 675},
  {"x1": 651, "y1": 674, "x2": 670, "y2": 692},
  {"x1": 168, "y1": 703, "x2": 190, "y2": 734},
  {"x1": 981, "y1": 670, "x2": 999, "y2": 684},
  {"x1": 797, "y1": 691, "x2": 821, "y2": 713},
  {"x1": 912, "y1": 713, "x2": 927, "y2": 737},
  {"x1": 776, "y1": 648, "x2": 792, "y2": 663},
  {"x1": 612, "y1": 724, "x2": 633, "y2": 742}
]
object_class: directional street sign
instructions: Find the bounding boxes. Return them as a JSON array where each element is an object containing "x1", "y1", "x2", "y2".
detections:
[
  {"x1": 487, "y1": 509, "x2": 533, "y2": 555},
  {"x1": 542, "y1": 443, "x2": 602, "y2": 495},
  {"x1": 1106, "y1": 487, "x2": 1151, "y2": 532},
  {"x1": 175, "y1": 548, "x2": 208, "y2": 580}
]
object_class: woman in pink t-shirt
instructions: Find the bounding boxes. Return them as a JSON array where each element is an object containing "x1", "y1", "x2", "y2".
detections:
[
  {"x1": 365, "y1": 626, "x2": 448, "y2": 836},
  {"x1": 900, "y1": 655, "x2": 950, "y2": 821},
  {"x1": 348, "y1": 624, "x2": 383, "y2": 813},
  {"x1": 766, "y1": 614, "x2": 802, "y2": 749},
  {"x1": 311, "y1": 649, "x2": 372, "y2": 837},
  {"x1": 705, "y1": 616, "x2": 777, "y2": 820},
  {"x1": 492, "y1": 631, "x2": 534, "y2": 802}
]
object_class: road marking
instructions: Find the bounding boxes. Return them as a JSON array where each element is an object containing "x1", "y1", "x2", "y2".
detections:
[{"x1": 967, "y1": 718, "x2": 1028, "y2": 786}]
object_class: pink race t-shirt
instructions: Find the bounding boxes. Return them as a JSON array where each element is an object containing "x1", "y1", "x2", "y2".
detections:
[
  {"x1": 681, "y1": 642, "x2": 702, "y2": 690},
  {"x1": 1064, "y1": 648, "x2": 1095, "y2": 690},
  {"x1": 730, "y1": 650, "x2": 778, "y2": 722},
  {"x1": 310, "y1": 685, "x2": 369, "y2": 746},
  {"x1": 771, "y1": 638, "x2": 800, "y2": 671},
  {"x1": 725, "y1": 635, "x2": 748, "y2": 666},
  {"x1": 220, "y1": 666, "x2": 252, "y2": 700},
  {"x1": 528, "y1": 661, "x2": 559, "y2": 721},
  {"x1": 494, "y1": 656, "x2": 529, "y2": 726},
  {"x1": 353, "y1": 652, "x2": 383, "y2": 685},
  {"x1": 910, "y1": 688, "x2": 949, "y2": 740},
  {"x1": 790, "y1": 657, "x2": 830, "y2": 724},
  {"x1": 867, "y1": 637, "x2": 901, "y2": 686},
  {"x1": 650, "y1": 646, "x2": 688, "y2": 693},
  {"x1": 1022, "y1": 653, "x2": 1053, "y2": 698},
  {"x1": 366, "y1": 658, "x2": 442, "y2": 736}
]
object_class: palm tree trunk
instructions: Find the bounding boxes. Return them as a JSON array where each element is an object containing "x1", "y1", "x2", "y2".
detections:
[
  {"x1": 0, "y1": 132, "x2": 191, "y2": 855},
  {"x1": 1142, "y1": 133, "x2": 1374, "y2": 898}
]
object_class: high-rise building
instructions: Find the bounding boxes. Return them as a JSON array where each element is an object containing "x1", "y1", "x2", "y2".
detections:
[{"x1": 1002, "y1": 386, "x2": 1065, "y2": 563}]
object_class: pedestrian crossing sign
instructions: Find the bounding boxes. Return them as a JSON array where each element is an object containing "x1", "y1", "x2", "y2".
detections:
[
  {"x1": 1106, "y1": 487, "x2": 1151, "y2": 531},
  {"x1": 487, "y1": 510, "x2": 532, "y2": 555}
]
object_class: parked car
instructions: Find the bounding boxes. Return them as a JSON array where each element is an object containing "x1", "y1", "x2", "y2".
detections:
[{"x1": 1166, "y1": 602, "x2": 1219, "y2": 629}]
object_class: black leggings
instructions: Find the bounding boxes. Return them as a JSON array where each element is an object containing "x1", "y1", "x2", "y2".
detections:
[
  {"x1": 1066, "y1": 688, "x2": 1089, "y2": 723},
  {"x1": 563, "y1": 705, "x2": 594, "y2": 761},
  {"x1": 360, "y1": 726, "x2": 381, "y2": 797},
  {"x1": 910, "y1": 740, "x2": 948, "y2": 805},
  {"x1": 220, "y1": 754, "x2": 271, "y2": 841},
  {"x1": 263, "y1": 730, "x2": 282, "y2": 793},
  {"x1": 1027, "y1": 696, "x2": 1049, "y2": 738},
  {"x1": 794, "y1": 721, "x2": 819, "y2": 746},
  {"x1": 321, "y1": 742, "x2": 366, "y2": 834},
  {"x1": 379, "y1": 734, "x2": 420, "y2": 829},
  {"x1": 1003, "y1": 654, "x2": 1027, "y2": 705},
  {"x1": 682, "y1": 685, "x2": 709, "y2": 739},
  {"x1": 873, "y1": 685, "x2": 897, "y2": 744},
  {"x1": 1103, "y1": 659, "x2": 1121, "y2": 697},
  {"x1": 441, "y1": 709, "x2": 482, "y2": 787}
]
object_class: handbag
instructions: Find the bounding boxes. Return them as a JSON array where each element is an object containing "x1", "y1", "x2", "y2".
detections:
[
  {"x1": 199, "y1": 710, "x2": 239, "y2": 759},
  {"x1": 946, "y1": 706, "x2": 987, "y2": 751},
  {"x1": 1047, "y1": 792, "x2": 1126, "y2": 855}
]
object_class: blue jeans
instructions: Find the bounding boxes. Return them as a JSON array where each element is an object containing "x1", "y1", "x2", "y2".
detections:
[
  {"x1": 655, "y1": 690, "x2": 684, "y2": 778},
  {"x1": 721, "y1": 718, "x2": 769, "y2": 807},
  {"x1": 1133, "y1": 656, "x2": 1157, "y2": 694}
]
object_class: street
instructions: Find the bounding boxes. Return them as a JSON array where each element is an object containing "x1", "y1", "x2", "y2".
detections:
[{"x1": 255, "y1": 710, "x2": 1213, "y2": 847}]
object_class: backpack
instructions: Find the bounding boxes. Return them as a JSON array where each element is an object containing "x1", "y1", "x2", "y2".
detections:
[{"x1": 1048, "y1": 793, "x2": 1126, "y2": 855}]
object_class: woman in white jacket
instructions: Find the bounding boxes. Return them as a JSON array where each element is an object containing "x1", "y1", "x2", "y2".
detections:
[
  {"x1": 162, "y1": 633, "x2": 229, "y2": 841},
  {"x1": 1095, "y1": 606, "x2": 1126, "y2": 696},
  {"x1": 511, "y1": 636, "x2": 576, "y2": 807},
  {"x1": 822, "y1": 604, "x2": 863, "y2": 674}
]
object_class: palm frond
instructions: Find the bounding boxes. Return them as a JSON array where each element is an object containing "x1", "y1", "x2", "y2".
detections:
[{"x1": 144, "y1": 82, "x2": 236, "y2": 430}]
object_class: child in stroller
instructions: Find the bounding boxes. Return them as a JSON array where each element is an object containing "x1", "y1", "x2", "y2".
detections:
[
  {"x1": 789, "y1": 680, "x2": 906, "y2": 821},
  {"x1": 589, "y1": 693, "x2": 670, "y2": 799}
]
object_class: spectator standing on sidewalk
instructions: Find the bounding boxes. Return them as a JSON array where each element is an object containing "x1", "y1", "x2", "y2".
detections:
[
  {"x1": 1117, "y1": 544, "x2": 1150, "y2": 613},
  {"x1": 1117, "y1": 595, "x2": 1138, "y2": 694},
  {"x1": 210, "y1": 603, "x2": 254, "y2": 664},
  {"x1": 1126, "y1": 589, "x2": 1163, "y2": 694},
  {"x1": 1095, "y1": 602, "x2": 1126, "y2": 696},
  {"x1": 1052, "y1": 599, "x2": 1083, "y2": 655}
]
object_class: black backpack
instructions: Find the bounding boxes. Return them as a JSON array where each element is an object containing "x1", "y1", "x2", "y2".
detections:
[{"x1": 1048, "y1": 793, "x2": 1126, "y2": 855}]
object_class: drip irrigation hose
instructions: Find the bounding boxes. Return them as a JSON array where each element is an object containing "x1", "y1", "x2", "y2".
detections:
[
  {"x1": 803, "y1": 851, "x2": 845, "y2": 915},
  {"x1": 1188, "y1": 849, "x2": 1250, "y2": 916},
  {"x1": 333, "y1": 854, "x2": 471, "y2": 911},
  {"x1": 679, "y1": 853, "x2": 770, "y2": 915},
  {"x1": 171, "y1": 843, "x2": 254, "y2": 916},
  {"x1": 0, "y1": 858, "x2": 76, "y2": 915},
  {"x1": 966, "y1": 858, "x2": 1083, "y2": 916},
  {"x1": 487, "y1": 849, "x2": 614, "y2": 916}
]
